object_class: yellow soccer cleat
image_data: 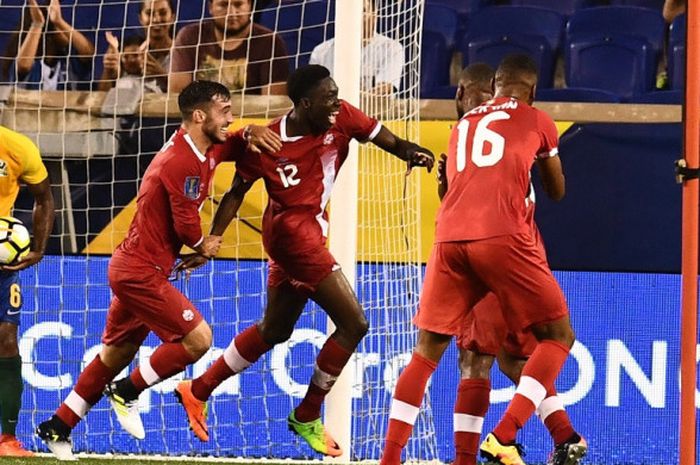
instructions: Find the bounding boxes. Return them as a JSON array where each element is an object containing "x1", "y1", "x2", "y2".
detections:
[
  {"x1": 480, "y1": 432, "x2": 526, "y2": 465},
  {"x1": 287, "y1": 411, "x2": 342, "y2": 457}
]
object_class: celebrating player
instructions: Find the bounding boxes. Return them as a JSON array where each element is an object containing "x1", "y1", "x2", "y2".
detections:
[
  {"x1": 0, "y1": 126, "x2": 54, "y2": 457},
  {"x1": 36, "y1": 80, "x2": 280, "y2": 461},
  {"x1": 380, "y1": 54, "x2": 575, "y2": 465},
  {"x1": 439, "y1": 63, "x2": 586, "y2": 465},
  {"x1": 173, "y1": 64, "x2": 434, "y2": 457}
]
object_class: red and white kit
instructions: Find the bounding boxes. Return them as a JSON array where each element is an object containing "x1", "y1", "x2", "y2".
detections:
[{"x1": 236, "y1": 100, "x2": 381, "y2": 294}]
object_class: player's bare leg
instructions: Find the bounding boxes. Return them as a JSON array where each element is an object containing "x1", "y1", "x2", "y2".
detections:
[
  {"x1": 180, "y1": 282, "x2": 307, "y2": 442},
  {"x1": 482, "y1": 316, "x2": 575, "y2": 465},
  {"x1": 496, "y1": 351, "x2": 587, "y2": 465},
  {"x1": 37, "y1": 342, "x2": 139, "y2": 461},
  {"x1": 381, "y1": 329, "x2": 452, "y2": 465},
  {"x1": 108, "y1": 321, "x2": 212, "y2": 439},
  {"x1": 0, "y1": 322, "x2": 33, "y2": 457}
]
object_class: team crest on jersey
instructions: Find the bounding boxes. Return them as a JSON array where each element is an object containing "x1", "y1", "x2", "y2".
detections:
[
  {"x1": 0, "y1": 160, "x2": 7, "y2": 177},
  {"x1": 323, "y1": 133, "x2": 334, "y2": 145},
  {"x1": 182, "y1": 309, "x2": 194, "y2": 321},
  {"x1": 184, "y1": 176, "x2": 200, "y2": 200}
]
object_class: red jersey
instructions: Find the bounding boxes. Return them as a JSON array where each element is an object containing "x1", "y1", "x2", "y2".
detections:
[
  {"x1": 114, "y1": 128, "x2": 245, "y2": 272},
  {"x1": 236, "y1": 100, "x2": 380, "y2": 253},
  {"x1": 436, "y1": 97, "x2": 559, "y2": 242}
]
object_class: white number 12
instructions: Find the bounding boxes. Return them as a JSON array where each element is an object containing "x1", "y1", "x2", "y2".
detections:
[{"x1": 456, "y1": 110, "x2": 511, "y2": 171}]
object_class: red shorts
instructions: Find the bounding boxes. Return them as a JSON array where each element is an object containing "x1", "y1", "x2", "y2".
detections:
[
  {"x1": 102, "y1": 260, "x2": 203, "y2": 346},
  {"x1": 264, "y1": 214, "x2": 338, "y2": 295},
  {"x1": 415, "y1": 232, "x2": 567, "y2": 337},
  {"x1": 456, "y1": 293, "x2": 537, "y2": 358}
]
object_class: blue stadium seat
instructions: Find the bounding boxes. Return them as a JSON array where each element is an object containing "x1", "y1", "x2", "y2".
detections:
[
  {"x1": 566, "y1": 35, "x2": 655, "y2": 101},
  {"x1": 536, "y1": 88, "x2": 621, "y2": 102},
  {"x1": 464, "y1": 6, "x2": 565, "y2": 52},
  {"x1": 566, "y1": 6, "x2": 666, "y2": 55},
  {"x1": 502, "y1": 0, "x2": 597, "y2": 17},
  {"x1": 423, "y1": 4, "x2": 460, "y2": 49},
  {"x1": 420, "y1": 31, "x2": 452, "y2": 98},
  {"x1": 609, "y1": 0, "x2": 665, "y2": 9},
  {"x1": 426, "y1": 0, "x2": 484, "y2": 16},
  {"x1": 462, "y1": 33, "x2": 555, "y2": 87},
  {"x1": 631, "y1": 90, "x2": 682, "y2": 104},
  {"x1": 668, "y1": 14, "x2": 685, "y2": 90},
  {"x1": 259, "y1": 0, "x2": 334, "y2": 70}
]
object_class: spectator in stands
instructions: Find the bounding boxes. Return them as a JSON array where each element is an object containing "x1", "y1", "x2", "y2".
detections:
[
  {"x1": 137, "y1": 0, "x2": 175, "y2": 90},
  {"x1": 2, "y1": 0, "x2": 94, "y2": 90},
  {"x1": 98, "y1": 33, "x2": 163, "y2": 93},
  {"x1": 663, "y1": 0, "x2": 685, "y2": 22},
  {"x1": 169, "y1": 0, "x2": 289, "y2": 95},
  {"x1": 309, "y1": 0, "x2": 404, "y2": 96},
  {"x1": 657, "y1": 0, "x2": 686, "y2": 88}
]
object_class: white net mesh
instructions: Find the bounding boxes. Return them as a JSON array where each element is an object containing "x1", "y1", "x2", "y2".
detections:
[{"x1": 1, "y1": 0, "x2": 435, "y2": 460}]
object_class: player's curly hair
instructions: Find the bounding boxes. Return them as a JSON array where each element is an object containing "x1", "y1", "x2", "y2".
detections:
[
  {"x1": 287, "y1": 64, "x2": 331, "y2": 105},
  {"x1": 178, "y1": 80, "x2": 231, "y2": 120}
]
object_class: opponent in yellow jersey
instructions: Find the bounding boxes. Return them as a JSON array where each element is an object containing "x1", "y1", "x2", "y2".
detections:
[{"x1": 0, "y1": 125, "x2": 54, "y2": 457}]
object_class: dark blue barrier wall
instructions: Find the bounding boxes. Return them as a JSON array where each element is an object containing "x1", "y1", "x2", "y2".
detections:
[{"x1": 534, "y1": 123, "x2": 683, "y2": 273}]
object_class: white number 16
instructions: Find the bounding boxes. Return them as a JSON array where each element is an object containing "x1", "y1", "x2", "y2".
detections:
[{"x1": 456, "y1": 110, "x2": 511, "y2": 171}]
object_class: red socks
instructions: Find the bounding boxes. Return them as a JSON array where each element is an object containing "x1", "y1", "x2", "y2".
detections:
[
  {"x1": 537, "y1": 387, "x2": 576, "y2": 445},
  {"x1": 294, "y1": 337, "x2": 353, "y2": 422},
  {"x1": 192, "y1": 325, "x2": 272, "y2": 401},
  {"x1": 56, "y1": 355, "x2": 117, "y2": 428},
  {"x1": 454, "y1": 378, "x2": 491, "y2": 465},
  {"x1": 381, "y1": 353, "x2": 438, "y2": 465},
  {"x1": 493, "y1": 340, "x2": 569, "y2": 443},
  {"x1": 130, "y1": 342, "x2": 196, "y2": 392}
]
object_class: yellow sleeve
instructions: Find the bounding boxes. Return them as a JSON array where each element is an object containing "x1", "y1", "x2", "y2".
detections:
[{"x1": 4, "y1": 128, "x2": 48, "y2": 185}]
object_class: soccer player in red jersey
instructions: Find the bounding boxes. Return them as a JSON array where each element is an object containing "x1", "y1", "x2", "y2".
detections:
[
  {"x1": 439, "y1": 63, "x2": 586, "y2": 465},
  {"x1": 35, "y1": 80, "x2": 280, "y2": 461},
  {"x1": 380, "y1": 54, "x2": 576, "y2": 465},
  {"x1": 173, "y1": 64, "x2": 434, "y2": 457}
]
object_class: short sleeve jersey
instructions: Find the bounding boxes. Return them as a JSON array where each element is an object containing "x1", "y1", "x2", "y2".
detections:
[
  {"x1": 436, "y1": 97, "x2": 559, "y2": 242},
  {"x1": 116, "y1": 128, "x2": 245, "y2": 272},
  {"x1": 236, "y1": 100, "x2": 380, "y2": 242},
  {"x1": 171, "y1": 22, "x2": 289, "y2": 94},
  {"x1": 0, "y1": 125, "x2": 48, "y2": 216}
]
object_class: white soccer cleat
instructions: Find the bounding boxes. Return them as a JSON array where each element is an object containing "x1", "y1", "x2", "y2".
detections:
[
  {"x1": 36, "y1": 419, "x2": 77, "y2": 461},
  {"x1": 104, "y1": 382, "x2": 146, "y2": 440}
]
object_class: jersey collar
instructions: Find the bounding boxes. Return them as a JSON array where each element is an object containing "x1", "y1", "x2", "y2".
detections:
[
  {"x1": 182, "y1": 132, "x2": 207, "y2": 163},
  {"x1": 280, "y1": 115, "x2": 304, "y2": 142}
]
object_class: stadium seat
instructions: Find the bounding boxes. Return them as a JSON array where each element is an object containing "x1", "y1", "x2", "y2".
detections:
[
  {"x1": 631, "y1": 90, "x2": 682, "y2": 104},
  {"x1": 462, "y1": 33, "x2": 555, "y2": 87},
  {"x1": 423, "y1": 4, "x2": 460, "y2": 49},
  {"x1": 464, "y1": 6, "x2": 565, "y2": 53},
  {"x1": 566, "y1": 35, "x2": 655, "y2": 101},
  {"x1": 536, "y1": 88, "x2": 621, "y2": 103},
  {"x1": 566, "y1": 6, "x2": 666, "y2": 56},
  {"x1": 419, "y1": 31, "x2": 452, "y2": 98},
  {"x1": 668, "y1": 14, "x2": 685, "y2": 90},
  {"x1": 259, "y1": 0, "x2": 334, "y2": 70},
  {"x1": 502, "y1": 0, "x2": 597, "y2": 17},
  {"x1": 609, "y1": 0, "x2": 665, "y2": 9}
]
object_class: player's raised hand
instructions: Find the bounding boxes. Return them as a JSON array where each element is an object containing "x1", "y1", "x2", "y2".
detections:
[
  {"x1": 246, "y1": 125, "x2": 282, "y2": 154},
  {"x1": 406, "y1": 146, "x2": 435, "y2": 173},
  {"x1": 0, "y1": 251, "x2": 43, "y2": 272}
]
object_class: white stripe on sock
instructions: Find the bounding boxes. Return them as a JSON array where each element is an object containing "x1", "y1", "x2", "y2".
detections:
[
  {"x1": 223, "y1": 339, "x2": 253, "y2": 373},
  {"x1": 311, "y1": 364, "x2": 338, "y2": 390},
  {"x1": 389, "y1": 399, "x2": 420, "y2": 426},
  {"x1": 64, "y1": 390, "x2": 90, "y2": 418},
  {"x1": 515, "y1": 375, "x2": 547, "y2": 407},
  {"x1": 454, "y1": 413, "x2": 484, "y2": 433},
  {"x1": 537, "y1": 395, "x2": 564, "y2": 421},
  {"x1": 139, "y1": 358, "x2": 161, "y2": 386}
]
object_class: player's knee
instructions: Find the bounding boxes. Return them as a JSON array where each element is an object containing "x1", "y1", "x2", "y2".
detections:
[
  {"x1": 346, "y1": 315, "x2": 369, "y2": 343},
  {"x1": 258, "y1": 323, "x2": 293, "y2": 346},
  {"x1": 183, "y1": 323, "x2": 213, "y2": 358},
  {"x1": 0, "y1": 339, "x2": 18, "y2": 357}
]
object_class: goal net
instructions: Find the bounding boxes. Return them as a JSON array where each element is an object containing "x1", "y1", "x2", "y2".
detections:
[{"x1": 0, "y1": 0, "x2": 436, "y2": 460}]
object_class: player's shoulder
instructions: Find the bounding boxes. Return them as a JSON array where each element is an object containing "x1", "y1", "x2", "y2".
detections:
[{"x1": 0, "y1": 125, "x2": 40, "y2": 160}]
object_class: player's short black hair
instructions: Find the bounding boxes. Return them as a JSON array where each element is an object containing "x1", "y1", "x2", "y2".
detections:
[
  {"x1": 460, "y1": 62, "x2": 494, "y2": 85},
  {"x1": 178, "y1": 80, "x2": 231, "y2": 120},
  {"x1": 287, "y1": 64, "x2": 331, "y2": 105},
  {"x1": 496, "y1": 54, "x2": 538, "y2": 82},
  {"x1": 122, "y1": 34, "x2": 146, "y2": 49}
]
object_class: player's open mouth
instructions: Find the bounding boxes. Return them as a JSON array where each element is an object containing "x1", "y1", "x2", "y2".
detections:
[{"x1": 328, "y1": 111, "x2": 339, "y2": 125}]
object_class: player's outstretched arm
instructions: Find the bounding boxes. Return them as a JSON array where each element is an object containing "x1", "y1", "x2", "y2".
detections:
[
  {"x1": 1, "y1": 178, "x2": 55, "y2": 272},
  {"x1": 536, "y1": 155, "x2": 565, "y2": 201},
  {"x1": 371, "y1": 127, "x2": 435, "y2": 172}
]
